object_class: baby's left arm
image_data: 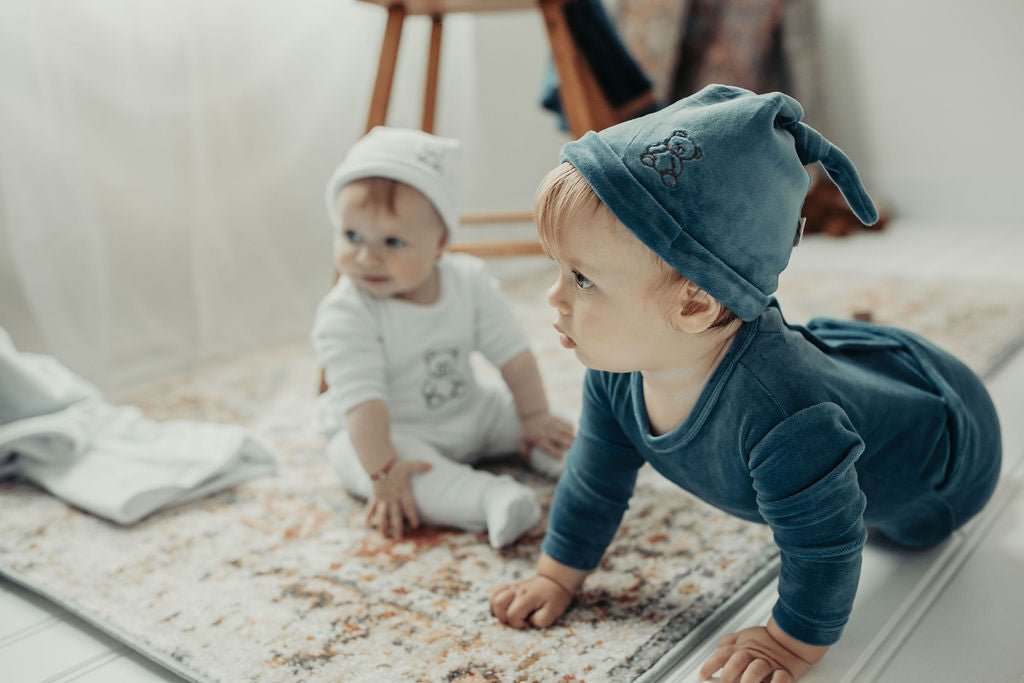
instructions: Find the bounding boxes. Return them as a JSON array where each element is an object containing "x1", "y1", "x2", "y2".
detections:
[{"x1": 500, "y1": 350, "x2": 574, "y2": 458}]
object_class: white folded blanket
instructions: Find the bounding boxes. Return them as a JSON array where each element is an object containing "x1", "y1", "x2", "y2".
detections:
[{"x1": 0, "y1": 329, "x2": 277, "y2": 524}]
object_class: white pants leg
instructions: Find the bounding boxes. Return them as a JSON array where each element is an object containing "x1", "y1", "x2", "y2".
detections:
[
  {"x1": 468, "y1": 380, "x2": 565, "y2": 479},
  {"x1": 461, "y1": 379, "x2": 522, "y2": 461},
  {"x1": 327, "y1": 430, "x2": 497, "y2": 533}
]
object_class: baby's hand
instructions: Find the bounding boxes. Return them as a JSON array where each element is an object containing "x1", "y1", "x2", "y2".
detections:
[
  {"x1": 490, "y1": 574, "x2": 573, "y2": 629},
  {"x1": 520, "y1": 413, "x2": 575, "y2": 460},
  {"x1": 699, "y1": 626, "x2": 815, "y2": 683},
  {"x1": 365, "y1": 460, "x2": 432, "y2": 540}
]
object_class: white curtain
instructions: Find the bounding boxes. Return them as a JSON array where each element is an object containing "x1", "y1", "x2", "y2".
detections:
[{"x1": 0, "y1": 0, "x2": 479, "y2": 390}]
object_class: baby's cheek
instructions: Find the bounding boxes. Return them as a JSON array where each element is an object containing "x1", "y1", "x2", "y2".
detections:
[{"x1": 332, "y1": 239, "x2": 352, "y2": 268}]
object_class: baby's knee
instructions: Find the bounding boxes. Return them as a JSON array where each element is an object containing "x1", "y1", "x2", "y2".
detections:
[{"x1": 875, "y1": 497, "x2": 955, "y2": 549}]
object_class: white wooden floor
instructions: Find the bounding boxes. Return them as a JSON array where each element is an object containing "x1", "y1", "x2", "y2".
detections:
[{"x1": 3, "y1": 219, "x2": 1024, "y2": 683}]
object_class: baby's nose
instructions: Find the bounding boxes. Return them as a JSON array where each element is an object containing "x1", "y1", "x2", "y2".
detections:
[
  {"x1": 547, "y1": 275, "x2": 570, "y2": 313},
  {"x1": 355, "y1": 244, "x2": 379, "y2": 264}
]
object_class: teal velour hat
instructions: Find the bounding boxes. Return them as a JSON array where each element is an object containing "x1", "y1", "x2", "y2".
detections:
[{"x1": 560, "y1": 84, "x2": 878, "y2": 321}]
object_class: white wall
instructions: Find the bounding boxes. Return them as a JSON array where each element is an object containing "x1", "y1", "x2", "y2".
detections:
[{"x1": 816, "y1": 0, "x2": 1024, "y2": 224}]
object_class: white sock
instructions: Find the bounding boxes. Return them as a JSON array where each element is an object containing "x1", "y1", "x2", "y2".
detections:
[
  {"x1": 527, "y1": 447, "x2": 565, "y2": 480},
  {"x1": 485, "y1": 479, "x2": 541, "y2": 549}
]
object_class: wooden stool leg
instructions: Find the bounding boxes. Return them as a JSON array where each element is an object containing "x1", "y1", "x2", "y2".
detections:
[
  {"x1": 422, "y1": 15, "x2": 443, "y2": 133},
  {"x1": 574, "y1": 48, "x2": 618, "y2": 132},
  {"x1": 365, "y1": 5, "x2": 406, "y2": 132},
  {"x1": 538, "y1": 0, "x2": 615, "y2": 138}
]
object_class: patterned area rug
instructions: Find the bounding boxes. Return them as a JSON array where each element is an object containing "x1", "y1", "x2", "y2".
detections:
[{"x1": 2, "y1": 265, "x2": 1023, "y2": 683}]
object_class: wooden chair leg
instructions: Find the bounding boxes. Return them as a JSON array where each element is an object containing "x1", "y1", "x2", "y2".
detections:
[
  {"x1": 422, "y1": 15, "x2": 443, "y2": 134},
  {"x1": 574, "y1": 45, "x2": 618, "y2": 132},
  {"x1": 538, "y1": 0, "x2": 591, "y2": 137},
  {"x1": 614, "y1": 91, "x2": 657, "y2": 122},
  {"x1": 538, "y1": 0, "x2": 615, "y2": 138},
  {"x1": 365, "y1": 5, "x2": 406, "y2": 132}
]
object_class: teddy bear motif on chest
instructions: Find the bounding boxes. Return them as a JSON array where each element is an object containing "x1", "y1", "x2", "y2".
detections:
[{"x1": 421, "y1": 347, "x2": 467, "y2": 409}]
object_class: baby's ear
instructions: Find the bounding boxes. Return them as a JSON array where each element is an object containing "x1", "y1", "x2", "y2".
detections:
[{"x1": 671, "y1": 281, "x2": 725, "y2": 334}]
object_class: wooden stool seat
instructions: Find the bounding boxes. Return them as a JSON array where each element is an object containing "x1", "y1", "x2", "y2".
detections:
[{"x1": 361, "y1": 0, "x2": 544, "y2": 13}]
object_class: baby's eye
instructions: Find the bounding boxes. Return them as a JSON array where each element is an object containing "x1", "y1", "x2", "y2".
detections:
[
  {"x1": 572, "y1": 270, "x2": 594, "y2": 290},
  {"x1": 384, "y1": 236, "x2": 407, "y2": 248},
  {"x1": 343, "y1": 229, "x2": 363, "y2": 244}
]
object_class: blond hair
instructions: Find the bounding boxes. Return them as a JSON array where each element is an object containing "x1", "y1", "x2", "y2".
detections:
[
  {"x1": 342, "y1": 176, "x2": 403, "y2": 214},
  {"x1": 534, "y1": 162, "x2": 736, "y2": 329}
]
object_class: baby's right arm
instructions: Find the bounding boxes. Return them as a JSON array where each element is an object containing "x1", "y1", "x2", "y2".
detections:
[
  {"x1": 347, "y1": 400, "x2": 431, "y2": 539},
  {"x1": 489, "y1": 553, "x2": 590, "y2": 628}
]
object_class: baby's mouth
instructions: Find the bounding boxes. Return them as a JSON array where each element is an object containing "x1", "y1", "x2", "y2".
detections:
[{"x1": 553, "y1": 324, "x2": 576, "y2": 349}]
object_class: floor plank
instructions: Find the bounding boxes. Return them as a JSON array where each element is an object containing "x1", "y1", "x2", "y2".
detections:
[{"x1": 0, "y1": 580, "x2": 181, "y2": 683}]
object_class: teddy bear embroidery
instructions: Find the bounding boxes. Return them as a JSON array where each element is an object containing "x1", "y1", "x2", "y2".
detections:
[
  {"x1": 421, "y1": 347, "x2": 466, "y2": 409},
  {"x1": 639, "y1": 130, "x2": 702, "y2": 188},
  {"x1": 416, "y1": 146, "x2": 444, "y2": 173}
]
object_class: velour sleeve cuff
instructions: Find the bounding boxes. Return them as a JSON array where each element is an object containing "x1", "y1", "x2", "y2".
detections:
[
  {"x1": 540, "y1": 527, "x2": 606, "y2": 572},
  {"x1": 771, "y1": 601, "x2": 846, "y2": 647}
]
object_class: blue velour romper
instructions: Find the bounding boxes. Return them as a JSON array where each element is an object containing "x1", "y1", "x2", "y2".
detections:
[{"x1": 542, "y1": 302, "x2": 1001, "y2": 646}]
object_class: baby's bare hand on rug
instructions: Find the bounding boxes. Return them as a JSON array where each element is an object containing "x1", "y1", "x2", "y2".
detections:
[
  {"x1": 699, "y1": 626, "x2": 815, "y2": 683},
  {"x1": 521, "y1": 413, "x2": 575, "y2": 459},
  {"x1": 490, "y1": 575, "x2": 572, "y2": 629},
  {"x1": 365, "y1": 460, "x2": 431, "y2": 540}
]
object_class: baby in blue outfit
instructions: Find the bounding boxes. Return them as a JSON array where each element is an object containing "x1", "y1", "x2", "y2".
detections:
[{"x1": 490, "y1": 84, "x2": 1001, "y2": 683}]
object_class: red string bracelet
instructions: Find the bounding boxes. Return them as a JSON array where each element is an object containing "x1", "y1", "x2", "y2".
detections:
[{"x1": 369, "y1": 457, "x2": 397, "y2": 482}]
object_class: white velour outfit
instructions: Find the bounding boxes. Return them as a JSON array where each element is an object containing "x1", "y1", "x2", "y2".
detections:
[
  {"x1": 313, "y1": 252, "x2": 551, "y2": 547},
  {"x1": 318, "y1": 127, "x2": 563, "y2": 547}
]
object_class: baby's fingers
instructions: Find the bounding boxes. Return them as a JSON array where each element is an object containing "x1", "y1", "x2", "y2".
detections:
[
  {"x1": 543, "y1": 417, "x2": 575, "y2": 444},
  {"x1": 720, "y1": 651, "x2": 756, "y2": 683},
  {"x1": 549, "y1": 431, "x2": 574, "y2": 452},
  {"x1": 494, "y1": 586, "x2": 542, "y2": 629},
  {"x1": 738, "y1": 657, "x2": 775, "y2": 683},
  {"x1": 537, "y1": 428, "x2": 573, "y2": 456},
  {"x1": 699, "y1": 640, "x2": 735, "y2": 680},
  {"x1": 365, "y1": 498, "x2": 384, "y2": 532},
  {"x1": 528, "y1": 601, "x2": 564, "y2": 628},
  {"x1": 387, "y1": 502, "x2": 404, "y2": 539},
  {"x1": 553, "y1": 417, "x2": 576, "y2": 438},
  {"x1": 405, "y1": 460, "x2": 432, "y2": 475},
  {"x1": 490, "y1": 584, "x2": 516, "y2": 622},
  {"x1": 534, "y1": 437, "x2": 564, "y2": 459},
  {"x1": 400, "y1": 494, "x2": 420, "y2": 530}
]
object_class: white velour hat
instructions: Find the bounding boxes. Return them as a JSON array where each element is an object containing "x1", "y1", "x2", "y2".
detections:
[{"x1": 325, "y1": 126, "x2": 460, "y2": 235}]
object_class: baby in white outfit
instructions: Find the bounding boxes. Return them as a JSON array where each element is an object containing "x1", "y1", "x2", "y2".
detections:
[{"x1": 312, "y1": 127, "x2": 573, "y2": 548}]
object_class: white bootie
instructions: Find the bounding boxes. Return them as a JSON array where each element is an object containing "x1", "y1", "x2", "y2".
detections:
[{"x1": 485, "y1": 479, "x2": 541, "y2": 548}]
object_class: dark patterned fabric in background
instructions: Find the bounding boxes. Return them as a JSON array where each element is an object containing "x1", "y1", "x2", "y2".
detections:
[{"x1": 550, "y1": 0, "x2": 888, "y2": 236}]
